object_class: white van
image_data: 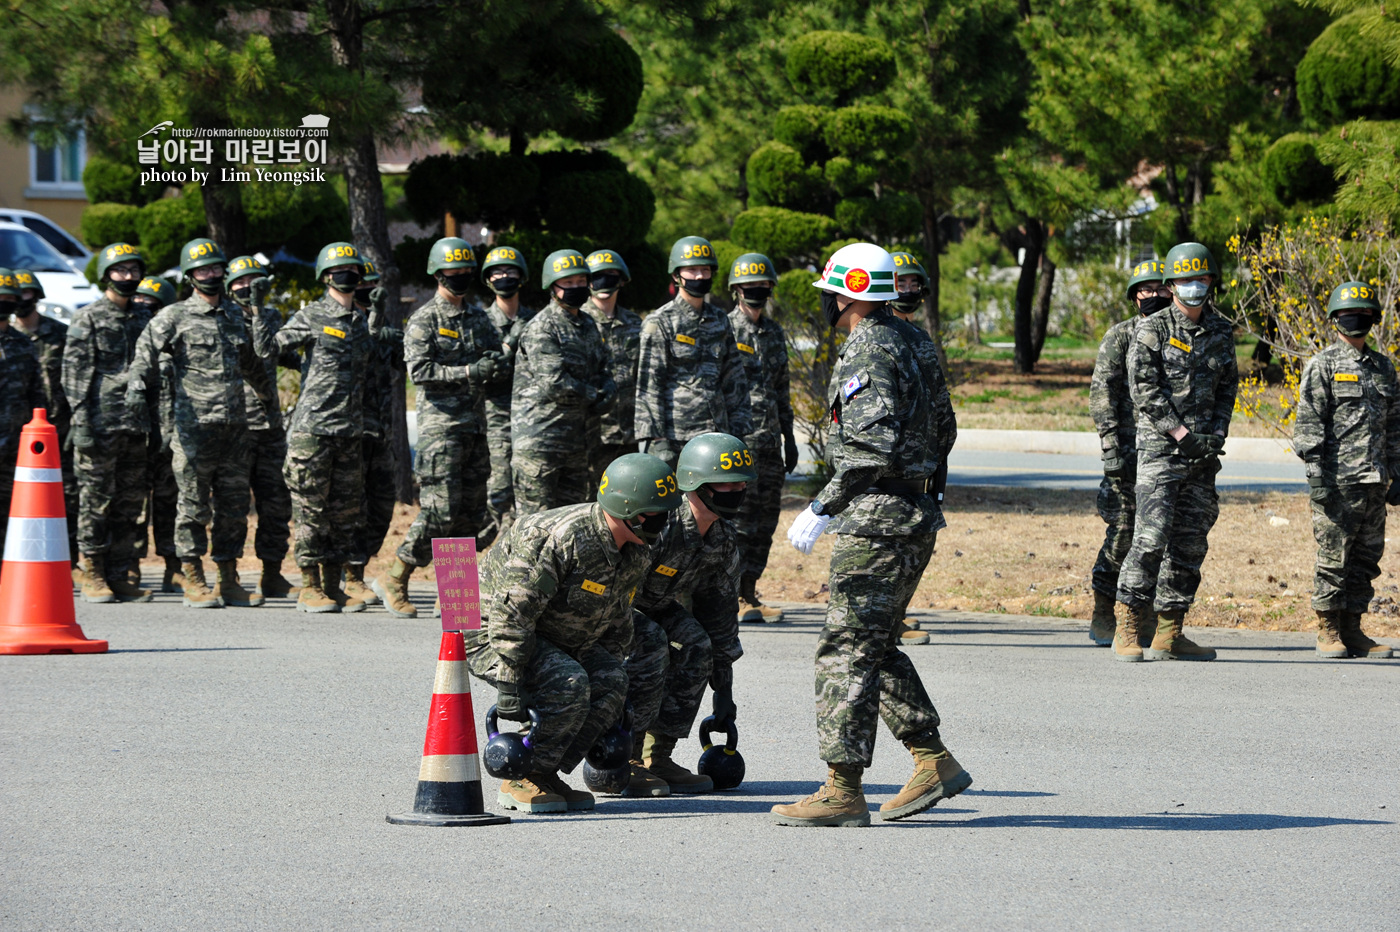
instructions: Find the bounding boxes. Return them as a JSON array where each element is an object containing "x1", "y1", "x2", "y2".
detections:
[
  {"x1": 0, "y1": 208, "x2": 92, "y2": 275},
  {"x1": 0, "y1": 220, "x2": 100, "y2": 321}
]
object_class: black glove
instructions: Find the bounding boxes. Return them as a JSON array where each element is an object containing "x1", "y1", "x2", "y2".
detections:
[
  {"x1": 368, "y1": 285, "x2": 387, "y2": 317},
  {"x1": 495, "y1": 681, "x2": 532, "y2": 723},
  {"x1": 1387, "y1": 479, "x2": 1400, "y2": 506},
  {"x1": 783, "y1": 431, "x2": 800, "y2": 474},
  {"x1": 1206, "y1": 433, "x2": 1226, "y2": 456},
  {"x1": 589, "y1": 381, "x2": 617, "y2": 414},
  {"x1": 932, "y1": 460, "x2": 949, "y2": 504},
  {"x1": 1176, "y1": 431, "x2": 1212, "y2": 459},
  {"x1": 1103, "y1": 448, "x2": 1126, "y2": 478},
  {"x1": 710, "y1": 664, "x2": 736, "y2": 726},
  {"x1": 249, "y1": 275, "x2": 272, "y2": 307},
  {"x1": 502, "y1": 330, "x2": 522, "y2": 359},
  {"x1": 1308, "y1": 475, "x2": 1329, "y2": 504},
  {"x1": 468, "y1": 356, "x2": 497, "y2": 383}
]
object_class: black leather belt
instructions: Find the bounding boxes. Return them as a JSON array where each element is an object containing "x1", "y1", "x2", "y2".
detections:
[{"x1": 863, "y1": 476, "x2": 932, "y2": 496}]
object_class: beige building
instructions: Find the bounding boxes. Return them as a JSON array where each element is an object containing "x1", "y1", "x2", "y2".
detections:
[{"x1": 0, "y1": 87, "x2": 88, "y2": 236}]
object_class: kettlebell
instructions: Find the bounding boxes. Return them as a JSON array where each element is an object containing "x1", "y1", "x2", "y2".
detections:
[
  {"x1": 582, "y1": 704, "x2": 634, "y2": 795},
  {"x1": 696, "y1": 715, "x2": 745, "y2": 790},
  {"x1": 483, "y1": 705, "x2": 542, "y2": 780}
]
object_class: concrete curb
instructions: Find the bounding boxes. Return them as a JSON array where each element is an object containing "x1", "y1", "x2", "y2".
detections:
[{"x1": 954, "y1": 428, "x2": 1298, "y2": 465}]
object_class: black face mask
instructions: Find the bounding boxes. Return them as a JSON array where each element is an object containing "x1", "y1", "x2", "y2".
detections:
[
  {"x1": 439, "y1": 273, "x2": 473, "y2": 297},
  {"x1": 1335, "y1": 312, "x2": 1374, "y2": 337},
  {"x1": 354, "y1": 287, "x2": 374, "y2": 307},
  {"x1": 821, "y1": 290, "x2": 847, "y2": 328},
  {"x1": 109, "y1": 278, "x2": 141, "y2": 298},
  {"x1": 678, "y1": 275, "x2": 712, "y2": 297},
  {"x1": 17, "y1": 297, "x2": 37, "y2": 315},
  {"x1": 131, "y1": 298, "x2": 160, "y2": 314},
  {"x1": 700, "y1": 486, "x2": 746, "y2": 517},
  {"x1": 329, "y1": 268, "x2": 362, "y2": 293},
  {"x1": 557, "y1": 284, "x2": 590, "y2": 308},
  {"x1": 1137, "y1": 294, "x2": 1173, "y2": 316},
  {"x1": 0, "y1": 300, "x2": 17, "y2": 317},
  {"x1": 230, "y1": 285, "x2": 253, "y2": 306},
  {"x1": 591, "y1": 272, "x2": 624, "y2": 296},
  {"x1": 629, "y1": 511, "x2": 669, "y2": 544},
  {"x1": 891, "y1": 291, "x2": 922, "y2": 314},
  {"x1": 489, "y1": 275, "x2": 522, "y2": 298},
  {"x1": 738, "y1": 286, "x2": 771, "y2": 309},
  {"x1": 190, "y1": 274, "x2": 224, "y2": 296}
]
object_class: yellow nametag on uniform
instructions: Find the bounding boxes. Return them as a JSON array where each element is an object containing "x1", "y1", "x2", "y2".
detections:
[
  {"x1": 654, "y1": 565, "x2": 678, "y2": 577},
  {"x1": 1168, "y1": 337, "x2": 1192, "y2": 353},
  {"x1": 676, "y1": 334, "x2": 697, "y2": 346},
  {"x1": 736, "y1": 342, "x2": 755, "y2": 354},
  {"x1": 323, "y1": 326, "x2": 345, "y2": 339},
  {"x1": 439, "y1": 328, "x2": 459, "y2": 338},
  {"x1": 1335, "y1": 373, "x2": 1360, "y2": 382},
  {"x1": 581, "y1": 580, "x2": 606, "y2": 595}
]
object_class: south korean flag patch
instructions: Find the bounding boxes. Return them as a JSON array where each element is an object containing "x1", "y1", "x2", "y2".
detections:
[{"x1": 842, "y1": 372, "x2": 866, "y2": 400}]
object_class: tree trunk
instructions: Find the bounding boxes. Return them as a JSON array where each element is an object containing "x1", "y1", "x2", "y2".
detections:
[
  {"x1": 199, "y1": 175, "x2": 246, "y2": 258},
  {"x1": 1030, "y1": 250, "x2": 1056, "y2": 365},
  {"x1": 1013, "y1": 217, "x2": 1044, "y2": 374},
  {"x1": 919, "y1": 205, "x2": 945, "y2": 367}
]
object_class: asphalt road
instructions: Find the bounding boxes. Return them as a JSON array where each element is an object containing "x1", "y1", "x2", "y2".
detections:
[
  {"x1": 946, "y1": 448, "x2": 1307, "y2": 492},
  {"x1": 4, "y1": 590, "x2": 1396, "y2": 930}
]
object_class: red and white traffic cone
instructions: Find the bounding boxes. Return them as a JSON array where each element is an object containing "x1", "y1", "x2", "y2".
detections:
[
  {"x1": 0, "y1": 409, "x2": 106, "y2": 655},
  {"x1": 387, "y1": 630, "x2": 509, "y2": 826}
]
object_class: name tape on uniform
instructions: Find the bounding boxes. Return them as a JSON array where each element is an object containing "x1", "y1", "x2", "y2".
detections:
[
  {"x1": 439, "y1": 328, "x2": 459, "y2": 338},
  {"x1": 736, "y1": 342, "x2": 755, "y2": 354},
  {"x1": 1335, "y1": 373, "x2": 1360, "y2": 382},
  {"x1": 1168, "y1": 337, "x2": 1192, "y2": 353},
  {"x1": 581, "y1": 579, "x2": 607, "y2": 594},
  {"x1": 676, "y1": 334, "x2": 697, "y2": 346},
  {"x1": 654, "y1": 565, "x2": 678, "y2": 577},
  {"x1": 323, "y1": 326, "x2": 346, "y2": 339}
]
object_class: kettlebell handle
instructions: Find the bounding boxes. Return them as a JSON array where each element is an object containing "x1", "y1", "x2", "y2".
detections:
[
  {"x1": 486, "y1": 704, "x2": 542, "y2": 748},
  {"x1": 698, "y1": 714, "x2": 739, "y2": 752}
]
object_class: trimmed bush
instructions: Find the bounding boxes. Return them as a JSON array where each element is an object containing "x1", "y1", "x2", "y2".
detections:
[
  {"x1": 82, "y1": 157, "x2": 145, "y2": 206},
  {"x1": 746, "y1": 141, "x2": 824, "y2": 209},
  {"x1": 731, "y1": 206, "x2": 838, "y2": 261},
  {"x1": 558, "y1": 28, "x2": 645, "y2": 141},
  {"x1": 79, "y1": 203, "x2": 141, "y2": 250},
  {"x1": 824, "y1": 105, "x2": 914, "y2": 157},
  {"x1": 787, "y1": 31, "x2": 896, "y2": 102},
  {"x1": 773, "y1": 105, "x2": 831, "y2": 161},
  {"x1": 244, "y1": 179, "x2": 352, "y2": 262},
  {"x1": 1262, "y1": 133, "x2": 1336, "y2": 205},
  {"x1": 1297, "y1": 11, "x2": 1400, "y2": 124},
  {"x1": 136, "y1": 193, "x2": 207, "y2": 272},
  {"x1": 541, "y1": 169, "x2": 655, "y2": 244}
]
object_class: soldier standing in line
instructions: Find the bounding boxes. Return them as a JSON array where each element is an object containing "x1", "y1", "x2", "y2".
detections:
[
  {"x1": 725, "y1": 253, "x2": 796, "y2": 624},
  {"x1": 510, "y1": 249, "x2": 616, "y2": 517},
  {"x1": 464, "y1": 453, "x2": 680, "y2": 814},
  {"x1": 62, "y1": 243, "x2": 154, "y2": 604},
  {"x1": 128, "y1": 276, "x2": 180, "y2": 592},
  {"x1": 345, "y1": 257, "x2": 404, "y2": 604},
  {"x1": 226, "y1": 255, "x2": 297, "y2": 599},
  {"x1": 1086, "y1": 260, "x2": 1171, "y2": 646},
  {"x1": 1293, "y1": 281, "x2": 1397, "y2": 660},
  {"x1": 479, "y1": 245, "x2": 535, "y2": 545},
  {"x1": 0, "y1": 269, "x2": 45, "y2": 561},
  {"x1": 127, "y1": 238, "x2": 278, "y2": 610},
  {"x1": 583, "y1": 248, "x2": 643, "y2": 490},
  {"x1": 1113, "y1": 242, "x2": 1237, "y2": 662},
  {"x1": 634, "y1": 236, "x2": 751, "y2": 470},
  {"x1": 373, "y1": 238, "x2": 504, "y2": 619},
  {"x1": 774, "y1": 243, "x2": 970, "y2": 828}
]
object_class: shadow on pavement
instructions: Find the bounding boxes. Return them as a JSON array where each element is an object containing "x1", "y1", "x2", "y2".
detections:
[
  {"x1": 962, "y1": 789, "x2": 1057, "y2": 798},
  {"x1": 897, "y1": 812, "x2": 1392, "y2": 831},
  {"x1": 108, "y1": 647, "x2": 266, "y2": 653}
]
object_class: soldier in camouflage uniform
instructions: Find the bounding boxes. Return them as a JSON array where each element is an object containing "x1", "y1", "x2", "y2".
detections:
[
  {"x1": 0, "y1": 269, "x2": 46, "y2": 563},
  {"x1": 725, "y1": 253, "x2": 796, "y2": 625},
  {"x1": 226, "y1": 255, "x2": 296, "y2": 599},
  {"x1": 345, "y1": 257, "x2": 404, "y2": 603},
  {"x1": 373, "y1": 238, "x2": 504, "y2": 619},
  {"x1": 1114, "y1": 242, "x2": 1237, "y2": 662},
  {"x1": 1293, "y1": 281, "x2": 1398, "y2": 660},
  {"x1": 510, "y1": 249, "x2": 615, "y2": 517},
  {"x1": 479, "y1": 246, "x2": 535, "y2": 545},
  {"x1": 635, "y1": 236, "x2": 752, "y2": 470},
  {"x1": 464, "y1": 453, "x2": 680, "y2": 813},
  {"x1": 583, "y1": 249, "x2": 643, "y2": 490},
  {"x1": 1087, "y1": 260, "x2": 1171, "y2": 646},
  {"x1": 774, "y1": 243, "x2": 970, "y2": 828},
  {"x1": 128, "y1": 277, "x2": 181, "y2": 592},
  {"x1": 62, "y1": 244, "x2": 154, "y2": 604},
  {"x1": 10, "y1": 267, "x2": 79, "y2": 570},
  {"x1": 128, "y1": 238, "x2": 277, "y2": 610}
]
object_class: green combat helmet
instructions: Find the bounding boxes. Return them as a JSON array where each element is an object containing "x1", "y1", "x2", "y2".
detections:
[
  {"x1": 1328, "y1": 280, "x2": 1383, "y2": 336},
  {"x1": 1163, "y1": 242, "x2": 1217, "y2": 308},
  {"x1": 542, "y1": 249, "x2": 589, "y2": 289},
  {"x1": 361, "y1": 257, "x2": 381, "y2": 283},
  {"x1": 668, "y1": 236, "x2": 718, "y2": 274},
  {"x1": 587, "y1": 248, "x2": 629, "y2": 298},
  {"x1": 890, "y1": 251, "x2": 928, "y2": 314},
  {"x1": 13, "y1": 268, "x2": 45, "y2": 301},
  {"x1": 1126, "y1": 259, "x2": 1166, "y2": 301},
  {"x1": 482, "y1": 245, "x2": 528, "y2": 280},
  {"x1": 135, "y1": 277, "x2": 177, "y2": 309},
  {"x1": 314, "y1": 242, "x2": 361, "y2": 279},
  {"x1": 227, "y1": 255, "x2": 266, "y2": 285},
  {"x1": 179, "y1": 238, "x2": 224, "y2": 276},
  {"x1": 729, "y1": 253, "x2": 775, "y2": 286},
  {"x1": 0, "y1": 268, "x2": 18, "y2": 298},
  {"x1": 426, "y1": 237, "x2": 478, "y2": 276},
  {"x1": 677, "y1": 432, "x2": 758, "y2": 518},
  {"x1": 97, "y1": 242, "x2": 147, "y2": 289},
  {"x1": 598, "y1": 453, "x2": 683, "y2": 542},
  {"x1": 890, "y1": 251, "x2": 928, "y2": 286}
]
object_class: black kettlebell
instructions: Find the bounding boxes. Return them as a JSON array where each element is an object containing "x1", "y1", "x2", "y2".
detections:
[
  {"x1": 483, "y1": 705, "x2": 542, "y2": 780},
  {"x1": 582, "y1": 704, "x2": 633, "y2": 794},
  {"x1": 696, "y1": 715, "x2": 745, "y2": 790}
]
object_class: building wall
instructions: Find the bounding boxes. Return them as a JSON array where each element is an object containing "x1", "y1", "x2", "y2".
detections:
[{"x1": 0, "y1": 87, "x2": 89, "y2": 237}]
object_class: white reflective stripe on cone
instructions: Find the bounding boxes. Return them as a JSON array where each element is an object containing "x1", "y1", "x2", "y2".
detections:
[
  {"x1": 2, "y1": 517, "x2": 71, "y2": 563},
  {"x1": 417, "y1": 753, "x2": 482, "y2": 783},
  {"x1": 13, "y1": 467, "x2": 62, "y2": 483}
]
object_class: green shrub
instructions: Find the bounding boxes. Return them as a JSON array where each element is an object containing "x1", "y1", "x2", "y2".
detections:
[
  {"x1": 787, "y1": 31, "x2": 895, "y2": 102},
  {"x1": 393, "y1": 234, "x2": 438, "y2": 289},
  {"x1": 824, "y1": 105, "x2": 914, "y2": 157},
  {"x1": 244, "y1": 178, "x2": 352, "y2": 262},
  {"x1": 731, "y1": 206, "x2": 838, "y2": 261},
  {"x1": 541, "y1": 169, "x2": 654, "y2": 244},
  {"x1": 557, "y1": 28, "x2": 644, "y2": 141},
  {"x1": 82, "y1": 157, "x2": 147, "y2": 206},
  {"x1": 1262, "y1": 133, "x2": 1336, "y2": 205},
  {"x1": 745, "y1": 141, "x2": 824, "y2": 208},
  {"x1": 772, "y1": 105, "x2": 831, "y2": 161},
  {"x1": 1297, "y1": 10, "x2": 1400, "y2": 124},
  {"x1": 79, "y1": 203, "x2": 141, "y2": 250},
  {"x1": 136, "y1": 192, "x2": 207, "y2": 272}
]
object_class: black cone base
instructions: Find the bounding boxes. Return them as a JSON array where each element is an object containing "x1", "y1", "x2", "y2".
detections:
[{"x1": 386, "y1": 811, "x2": 510, "y2": 827}]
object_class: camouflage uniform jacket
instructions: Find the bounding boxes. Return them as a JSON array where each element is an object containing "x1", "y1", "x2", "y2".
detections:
[
  {"x1": 62, "y1": 296, "x2": 152, "y2": 440},
  {"x1": 1293, "y1": 340, "x2": 1400, "y2": 485},
  {"x1": 1090, "y1": 316, "x2": 1141, "y2": 457},
  {"x1": 728, "y1": 308, "x2": 793, "y2": 448},
  {"x1": 1127, "y1": 303, "x2": 1237, "y2": 455},
  {"x1": 816, "y1": 308, "x2": 942, "y2": 537},
  {"x1": 511, "y1": 299, "x2": 614, "y2": 456},
  {"x1": 357, "y1": 306, "x2": 405, "y2": 442},
  {"x1": 889, "y1": 315, "x2": 957, "y2": 468},
  {"x1": 404, "y1": 294, "x2": 502, "y2": 437},
  {"x1": 0, "y1": 326, "x2": 44, "y2": 436},
  {"x1": 471, "y1": 501, "x2": 650, "y2": 684},
  {"x1": 585, "y1": 299, "x2": 643, "y2": 446},
  {"x1": 242, "y1": 303, "x2": 291, "y2": 432},
  {"x1": 19, "y1": 314, "x2": 69, "y2": 430},
  {"x1": 484, "y1": 301, "x2": 537, "y2": 414},
  {"x1": 129, "y1": 296, "x2": 275, "y2": 430},
  {"x1": 635, "y1": 504, "x2": 743, "y2": 669},
  {"x1": 635, "y1": 295, "x2": 752, "y2": 442},
  {"x1": 274, "y1": 296, "x2": 377, "y2": 437}
]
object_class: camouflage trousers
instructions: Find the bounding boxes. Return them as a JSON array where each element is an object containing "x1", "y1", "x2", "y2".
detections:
[
  {"x1": 464, "y1": 634, "x2": 628, "y2": 774},
  {"x1": 640, "y1": 438, "x2": 685, "y2": 472},
  {"x1": 283, "y1": 431, "x2": 363, "y2": 568},
  {"x1": 625, "y1": 612, "x2": 670, "y2": 738},
  {"x1": 351, "y1": 433, "x2": 397, "y2": 566},
  {"x1": 144, "y1": 435, "x2": 177, "y2": 558},
  {"x1": 512, "y1": 451, "x2": 592, "y2": 520},
  {"x1": 589, "y1": 442, "x2": 637, "y2": 496},
  {"x1": 1091, "y1": 470, "x2": 1136, "y2": 597},
  {"x1": 627, "y1": 602, "x2": 713, "y2": 739},
  {"x1": 397, "y1": 430, "x2": 487, "y2": 567},
  {"x1": 1116, "y1": 453, "x2": 1220, "y2": 612},
  {"x1": 484, "y1": 400, "x2": 515, "y2": 533},
  {"x1": 57, "y1": 422, "x2": 78, "y2": 561},
  {"x1": 735, "y1": 439, "x2": 786, "y2": 580},
  {"x1": 248, "y1": 428, "x2": 292, "y2": 563},
  {"x1": 816, "y1": 533, "x2": 942, "y2": 767},
  {"x1": 74, "y1": 430, "x2": 148, "y2": 567},
  {"x1": 1310, "y1": 482, "x2": 1386, "y2": 614},
  {"x1": 171, "y1": 423, "x2": 253, "y2": 562},
  {"x1": 0, "y1": 432, "x2": 19, "y2": 561}
]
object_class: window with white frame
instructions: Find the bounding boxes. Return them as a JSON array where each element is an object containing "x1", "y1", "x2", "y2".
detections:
[{"x1": 28, "y1": 128, "x2": 86, "y2": 196}]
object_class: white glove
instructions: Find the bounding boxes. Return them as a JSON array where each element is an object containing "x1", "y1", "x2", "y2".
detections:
[{"x1": 787, "y1": 504, "x2": 832, "y2": 554}]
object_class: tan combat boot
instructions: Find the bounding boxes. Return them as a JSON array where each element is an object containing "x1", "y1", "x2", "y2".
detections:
[
  {"x1": 371, "y1": 558, "x2": 417, "y2": 618},
  {"x1": 1113, "y1": 602, "x2": 1148, "y2": 662},
  {"x1": 161, "y1": 555, "x2": 185, "y2": 593},
  {"x1": 344, "y1": 563, "x2": 378, "y2": 605},
  {"x1": 258, "y1": 559, "x2": 297, "y2": 598},
  {"x1": 497, "y1": 774, "x2": 567, "y2": 813},
  {"x1": 897, "y1": 620, "x2": 930, "y2": 645},
  {"x1": 214, "y1": 560, "x2": 264, "y2": 607},
  {"x1": 79, "y1": 555, "x2": 115, "y2": 604},
  {"x1": 1089, "y1": 590, "x2": 1117, "y2": 646},
  {"x1": 622, "y1": 760, "x2": 671, "y2": 798},
  {"x1": 322, "y1": 562, "x2": 366, "y2": 613},
  {"x1": 1339, "y1": 611, "x2": 1393, "y2": 659},
  {"x1": 534, "y1": 771, "x2": 595, "y2": 811},
  {"x1": 1145, "y1": 610, "x2": 1216, "y2": 661},
  {"x1": 180, "y1": 559, "x2": 223, "y2": 609},
  {"x1": 1315, "y1": 609, "x2": 1348, "y2": 659},
  {"x1": 642, "y1": 732, "x2": 713, "y2": 793},
  {"x1": 739, "y1": 574, "x2": 784, "y2": 623},
  {"x1": 880, "y1": 743, "x2": 973, "y2": 822},
  {"x1": 106, "y1": 566, "x2": 153, "y2": 602},
  {"x1": 296, "y1": 565, "x2": 339, "y2": 613},
  {"x1": 771, "y1": 765, "x2": 870, "y2": 827}
]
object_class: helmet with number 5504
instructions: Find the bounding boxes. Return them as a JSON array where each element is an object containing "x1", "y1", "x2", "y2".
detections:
[
  {"x1": 1163, "y1": 242, "x2": 1218, "y2": 282},
  {"x1": 598, "y1": 453, "x2": 683, "y2": 520},
  {"x1": 426, "y1": 237, "x2": 478, "y2": 276}
]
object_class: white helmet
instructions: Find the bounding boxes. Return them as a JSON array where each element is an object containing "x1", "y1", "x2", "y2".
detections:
[{"x1": 813, "y1": 242, "x2": 898, "y2": 300}]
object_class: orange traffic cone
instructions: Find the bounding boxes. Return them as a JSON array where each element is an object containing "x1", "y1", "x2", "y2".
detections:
[
  {"x1": 387, "y1": 630, "x2": 509, "y2": 827},
  {"x1": 0, "y1": 409, "x2": 105, "y2": 655}
]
